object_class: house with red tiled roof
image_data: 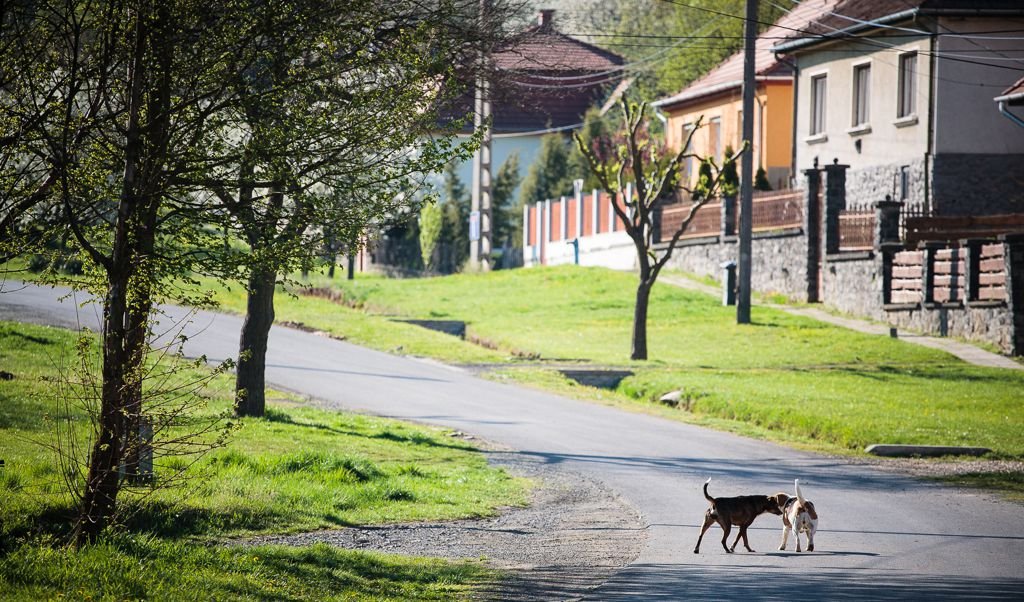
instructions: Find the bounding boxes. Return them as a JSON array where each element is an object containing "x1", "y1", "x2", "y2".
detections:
[
  {"x1": 652, "y1": 0, "x2": 842, "y2": 191},
  {"x1": 449, "y1": 9, "x2": 626, "y2": 201},
  {"x1": 774, "y1": 0, "x2": 1024, "y2": 215}
]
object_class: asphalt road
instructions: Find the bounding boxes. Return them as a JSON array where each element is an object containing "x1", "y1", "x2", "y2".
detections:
[{"x1": 2, "y1": 281, "x2": 1023, "y2": 600}]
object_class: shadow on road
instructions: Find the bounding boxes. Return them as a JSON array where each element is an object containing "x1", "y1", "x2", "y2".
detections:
[
  {"x1": 502, "y1": 450, "x2": 945, "y2": 493},
  {"x1": 581, "y1": 564, "x2": 1024, "y2": 601}
]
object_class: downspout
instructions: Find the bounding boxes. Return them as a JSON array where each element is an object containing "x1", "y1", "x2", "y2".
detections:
[
  {"x1": 775, "y1": 53, "x2": 799, "y2": 187},
  {"x1": 998, "y1": 101, "x2": 1024, "y2": 129},
  {"x1": 926, "y1": 28, "x2": 937, "y2": 215}
]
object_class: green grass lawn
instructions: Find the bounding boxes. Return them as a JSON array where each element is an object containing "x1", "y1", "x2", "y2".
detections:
[
  {"x1": 232, "y1": 265, "x2": 1024, "y2": 463},
  {"x1": 0, "y1": 321, "x2": 526, "y2": 600}
]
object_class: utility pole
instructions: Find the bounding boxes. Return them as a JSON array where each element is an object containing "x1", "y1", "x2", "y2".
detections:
[
  {"x1": 737, "y1": 0, "x2": 757, "y2": 324},
  {"x1": 470, "y1": 0, "x2": 492, "y2": 271}
]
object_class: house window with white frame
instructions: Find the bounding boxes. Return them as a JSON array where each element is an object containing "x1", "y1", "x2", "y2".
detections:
[
  {"x1": 810, "y1": 74, "x2": 827, "y2": 136},
  {"x1": 681, "y1": 122, "x2": 695, "y2": 182},
  {"x1": 898, "y1": 52, "x2": 917, "y2": 118},
  {"x1": 708, "y1": 117, "x2": 721, "y2": 161},
  {"x1": 852, "y1": 63, "x2": 870, "y2": 127}
]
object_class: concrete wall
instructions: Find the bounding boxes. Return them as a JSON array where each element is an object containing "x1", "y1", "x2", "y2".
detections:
[
  {"x1": 793, "y1": 31, "x2": 931, "y2": 177},
  {"x1": 931, "y1": 154, "x2": 1024, "y2": 216},
  {"x1": 932, "y1": 17, "x2": 1024, "y2": 156}
]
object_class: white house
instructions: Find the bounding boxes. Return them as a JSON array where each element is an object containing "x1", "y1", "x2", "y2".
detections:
[{"x1": 774, "y1": 0, "x2": 1024, "y2": 216}]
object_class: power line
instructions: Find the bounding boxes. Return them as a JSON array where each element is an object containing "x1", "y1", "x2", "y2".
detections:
[{"x1": 654, "y1": 0, "x2": 1024, "y2": 72}]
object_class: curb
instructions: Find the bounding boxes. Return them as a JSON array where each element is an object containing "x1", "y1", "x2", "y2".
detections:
[{"x1": 865, "y1": 444, "x2": 991, "y2": 457}]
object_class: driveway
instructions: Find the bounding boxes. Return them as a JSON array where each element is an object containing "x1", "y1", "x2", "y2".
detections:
[{"x1": 2, "y1": 282, "x2": 1023, "y2": 600}]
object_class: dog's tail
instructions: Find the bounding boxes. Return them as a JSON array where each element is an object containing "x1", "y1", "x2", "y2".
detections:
[
  {"x1": 703, "y1": 478, "x2": 714, "y2": 503},
  {"x1": 795, "y1": 479, "x2": 806, "y2": 505}
]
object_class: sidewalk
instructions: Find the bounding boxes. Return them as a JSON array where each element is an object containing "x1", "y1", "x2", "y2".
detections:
[{"x1": 660, "y1": 274, "x2": 1023, "y2": 370}]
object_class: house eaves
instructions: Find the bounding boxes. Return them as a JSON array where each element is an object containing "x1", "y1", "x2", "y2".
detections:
[
  {"x1": 651, "y1": 76, "x2": 791, "y2": 111},
  {"x1": 773, "y1": 1, "x2": 1024, "y2": 54},
  {"x1": 772, "y1": 8, "x2": 919, "y2": 54},
  {"x1": 994, "y1": 77, "x2": 1024, "y2": 106}
]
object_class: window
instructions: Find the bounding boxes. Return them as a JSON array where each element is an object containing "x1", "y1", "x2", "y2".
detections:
[
  {"x1": 736, "y1": 109, "x2": 743, "y2": 149},
  {"x1": 810, "y1": 74, "x2": 827, "y2": 135},
  {"x1": 681, "y1": 122, "x2": 695, "y2": 182},
  {"x1": 898, "y1": 52, "x2": 917, "y2": 118},
  {"x1": 852, "y1": 63, "x2": 870, "y2": 127},
  {"x1": 708, "y1": 117, "x2": 721, "y2": 161}
]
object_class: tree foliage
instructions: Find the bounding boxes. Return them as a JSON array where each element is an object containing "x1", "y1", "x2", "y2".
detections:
[
  {"x1": 574, "y1": 0, "x2": 783, "y2": 100},
  {"x1": 517, "y1": 133, "x2": 575, "y2": 209},
  {"x1": 419, "y1": 201, "x2": 444, "y2": 271},
  {"x1": 0, "y1": 0, "x2": 523, "y2": 543}
]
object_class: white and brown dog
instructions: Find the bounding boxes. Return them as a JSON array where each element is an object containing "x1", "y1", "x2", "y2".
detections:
[{"x1": 779, "y1": 479, "x2": 818, "y2": 552}]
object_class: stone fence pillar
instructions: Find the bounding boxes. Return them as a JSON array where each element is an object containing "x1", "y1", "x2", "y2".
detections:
[
  {"x1": 721, "y1": 194, "x2": 736, "y2": 237},
  {"x1": 1004, "y1": 234, "x2": 1024, "y2": 355},
  {"x1": 823, "y1": 160, "x2": 849, "y2": 255},
  {"x1": 803, "y1": 164, "x2": 822, "y2": 303},
  {"x1": 874, "y1": 196, "x2": 903, "y2": 249}
]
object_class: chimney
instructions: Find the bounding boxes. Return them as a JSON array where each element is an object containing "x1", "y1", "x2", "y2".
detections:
[{"x1": 538, "y1": 9, "x2": 554, "y2": 28}]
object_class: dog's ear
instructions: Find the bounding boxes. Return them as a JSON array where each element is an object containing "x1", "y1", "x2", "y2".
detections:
[{"x1": 772, "y1": 492, "x2": 790, "y2": 509}]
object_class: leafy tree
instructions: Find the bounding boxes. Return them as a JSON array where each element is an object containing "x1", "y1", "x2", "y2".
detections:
[
  {"x1": 419, "y1": 201, "x2": 444, "y2": 271},
  {"x1": 576, "y1": 0, "x2": 783, "y2": 100},
  {"x1": 518, "y1": 133, "x2": 576, "y2": 208},
  {"x1": 204, "y1": 0, "x2": 526, "y2": 418},
  {"x1": 0, "y1": 0, "x2": 255, "y2": 545},
  {"x1": 0, "y1": 0, "x2": 522, "y2": 542},
  {"x1": 721, "y1": 145, "x2": 740, "y2": 197},
  {"x1": 573, "y1": 100, "x2": 742, "y2": 360},
  {"x1": 438, "y1": 163, "x2": 471, "y2": 273},
  {"x1": 569, "y1": 107, "x2": 616, "y2": 191},
  {"x1": 755, "y1": 165, "x2": 773, "y2": 191},
  {"x1": 491, "y1": 153, "x2": 521, "y2": 255}
]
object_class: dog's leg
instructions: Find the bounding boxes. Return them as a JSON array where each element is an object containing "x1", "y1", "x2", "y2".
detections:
[
  {"x1": 779, "y1": 524, "x2": 790, "y2": 551},
  {"x1": 736, "y1": 525, "x2": 755, "y2": 553},
  {"x1": 694, "y1": 511, "x2": 715, "y2": 554},
  {"x1": 795, "y1": 525, "x2": 803, "y2": 553},
  {"x1": 720, "y1": 522, "x2": 733, "y2": 553},
  {"x1": 807, "y1": 526, "x2": 815, "y2": 552}
]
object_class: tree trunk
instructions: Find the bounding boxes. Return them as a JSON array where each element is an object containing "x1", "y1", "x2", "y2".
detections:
[
  {"x1": 631, "y1": 280, "x2": 652, "y2": 361},
  {"x1": 234, "y1": 268, "x2": 276, "y2": 417}
]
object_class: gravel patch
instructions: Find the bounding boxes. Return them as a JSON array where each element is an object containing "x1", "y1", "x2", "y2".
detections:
[
  {"x1": 242, "y1": 450, "x2": 647, "y2": 601},
  {"x1": 844, "y1": 455, "x2": 1024, "y2": 479}
]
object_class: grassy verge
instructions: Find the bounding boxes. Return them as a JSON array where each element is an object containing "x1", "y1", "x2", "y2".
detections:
[
  {"x1": 221, "y1": 266, "x2": 1024, "y2": 498},
  {"x1": 0, "y1": 321, "x2": 526, "y2": 599}
]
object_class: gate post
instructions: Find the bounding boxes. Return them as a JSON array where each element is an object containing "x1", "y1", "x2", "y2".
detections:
[{"x1": 803, "y1": 162, "x2": 822, "y2": 302}]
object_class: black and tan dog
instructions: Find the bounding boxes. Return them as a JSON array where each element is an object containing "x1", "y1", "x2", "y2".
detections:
[{"x1": 693, "y1": 478, "x2": 787, "y2": 553}]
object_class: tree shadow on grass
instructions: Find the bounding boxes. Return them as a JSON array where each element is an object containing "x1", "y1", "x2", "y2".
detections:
[{"x1": 263, "y1": 407, "x2": 475, "y2": 451}]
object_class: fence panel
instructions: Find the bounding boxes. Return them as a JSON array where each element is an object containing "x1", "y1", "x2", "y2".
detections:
[
  {"x1": 659, "y1": 201, "x2": 721, "y2": 240},
  {"x1": 978, "y1": 244, "x2": 1007, "y2": 301},
  {"x1": 839, "y1": 210, "x2": 875, "y2": 251},
  {"x1": 905, "y1": 213, "x2": 1024, "y2": 244},
  {"x1": 749, "y1": 190, "x2": 803, "y2": 232},
  {"x1": 891, "y1": 250, "x2": 924, "y2": 304},
  {"x1": 932, "y1": 247, "x2": 966, "y2": 303}
]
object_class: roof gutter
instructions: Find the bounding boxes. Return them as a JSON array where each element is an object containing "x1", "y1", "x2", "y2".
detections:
[
  {"x1": 997, "y1": 101, "x2": 1024, "y2": 129},
  {"x1": 652, "y1": 76, "x2": 790, "y2": 111},
  {"x1": 773, "y1": 8, "x2": 919, "y2": 53}
]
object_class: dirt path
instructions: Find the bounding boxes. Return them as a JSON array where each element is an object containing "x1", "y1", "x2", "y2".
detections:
[{"x1": 245, "y1": 450, "x2": 647, "y2": 601}]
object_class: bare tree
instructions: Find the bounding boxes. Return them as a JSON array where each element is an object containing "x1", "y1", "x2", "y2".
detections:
[{"x1": 573, "y1": 100, "x2": 742, "y2": 360}]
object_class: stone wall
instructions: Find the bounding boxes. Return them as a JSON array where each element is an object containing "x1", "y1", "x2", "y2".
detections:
[
  {"x1": 661, "y1": 229, "x2": 810, "y2": 302},
  {"x1": 846, "y1": 158, "x2": 928, "y2": 212},
  {"x1": 822, "y1": 253, "x2": 882, "y2": 316}
]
